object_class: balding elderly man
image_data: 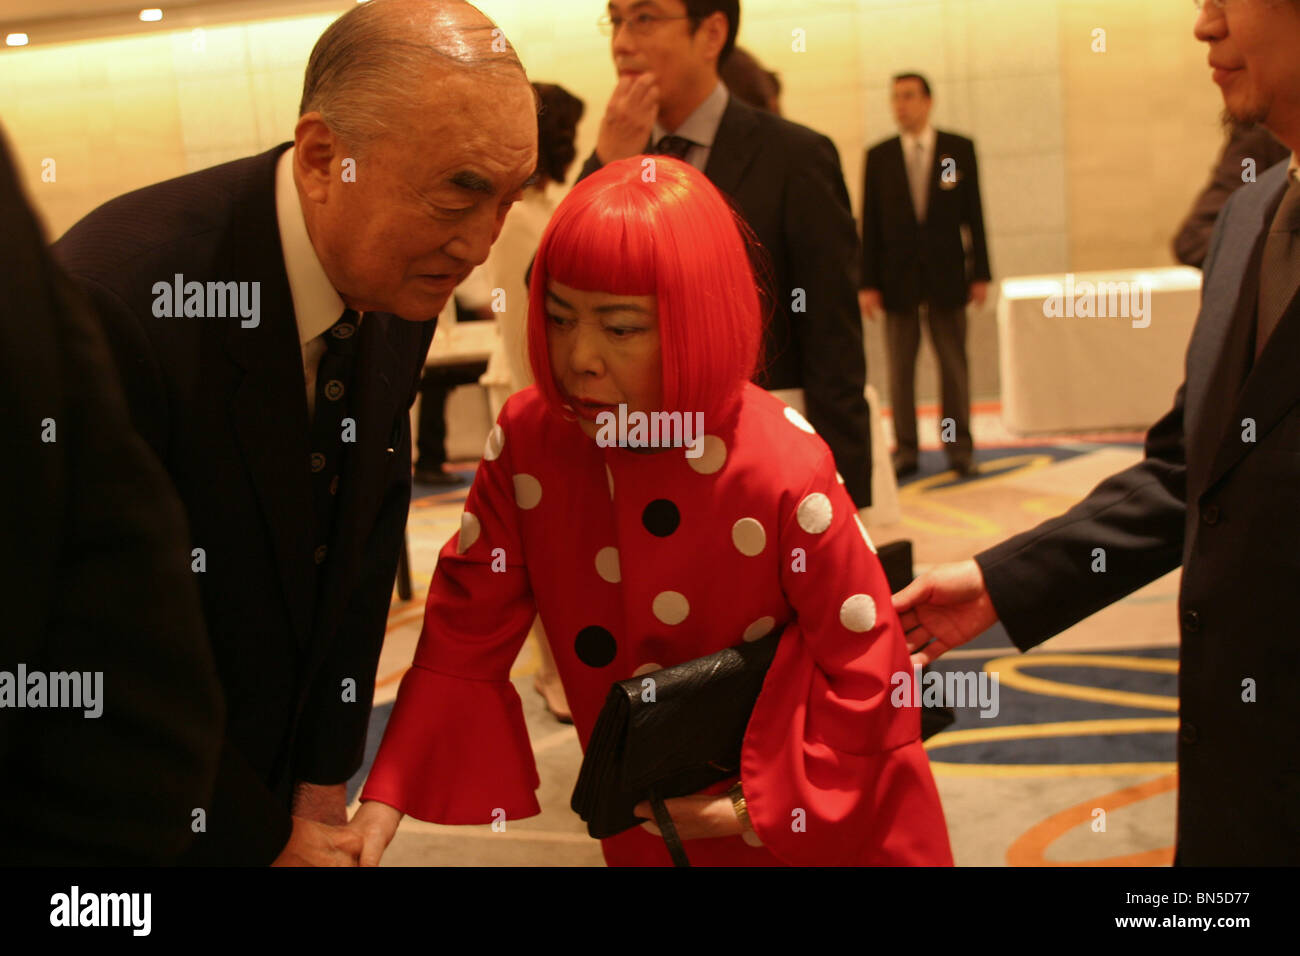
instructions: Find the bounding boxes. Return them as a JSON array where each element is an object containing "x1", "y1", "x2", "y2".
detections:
[{"x1": 52, "y1": 0, "x2": 538, "y2": 865}]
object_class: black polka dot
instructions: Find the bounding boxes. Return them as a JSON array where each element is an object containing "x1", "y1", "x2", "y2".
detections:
[
  {"x1": 574, "y1": 625, "x2": 618, "y2": 668},
  {"x1": 641, "y1": 499, "x2": 680, "y2": 537}
]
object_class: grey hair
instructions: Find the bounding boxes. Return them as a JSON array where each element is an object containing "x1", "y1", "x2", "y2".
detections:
[{"x1": 298, "y1": 0, "x2": 529, "y2": 152}]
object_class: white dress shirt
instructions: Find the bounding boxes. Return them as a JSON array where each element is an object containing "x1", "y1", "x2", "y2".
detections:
[{"x1": 274, "y1": 147, "x2": 353, "y2": 420}]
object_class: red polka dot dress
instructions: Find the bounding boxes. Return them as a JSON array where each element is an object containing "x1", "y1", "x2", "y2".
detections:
[{"x1": 362, "y1": 383, "x2": 954, "y2": 866}]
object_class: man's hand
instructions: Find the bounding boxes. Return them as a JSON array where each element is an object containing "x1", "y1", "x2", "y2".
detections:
[
  {"x1": 291, "y1": 781, "x2": 347, "y2": 825},
  {"x1": 349, "y1": 800, "x2": 404, "y2": 867},
  {"x1": 271, "y1": 816, "x2": 363, "y2": 867},
  {"x1": 968, "y1": 280, "x2": 989, "y2": 308},
  {"x1": 633, "y1": 793, "x2": 743, "y2": 841},
  {"x1": 595, "y1": 73, "x2": 659, "y2": 165},
  {"x1": 892, "y1": 558, "x2": 999, "y2": 667},
  {"x1": 858, "y1": 288, "x2": 883, "y2": 320}
]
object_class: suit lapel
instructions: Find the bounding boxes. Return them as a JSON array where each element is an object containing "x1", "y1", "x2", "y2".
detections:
[
  {"x1": 1204, "y1": 282, "x2": 1300, "y2": 493},
  {"x1": 888, "y1": 136, "x2": 919, "y2": 226},
  {"x1": 226, "y1": 158, "x2": 316, "y2": 651},
  {"x1": 704, "y1": 97, "x2": 761, "y2": 198}
]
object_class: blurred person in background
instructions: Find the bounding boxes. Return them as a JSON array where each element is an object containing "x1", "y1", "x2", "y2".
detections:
[
  {"x1": 1173, "y1": 120, "x2": 1288, "y2": 268},
  {"x1": 477, "y1": 81, "x2": 586, "y2": 723},
  {"x1": 859, "y1": 72, "x2": 991, "y2": 480}
]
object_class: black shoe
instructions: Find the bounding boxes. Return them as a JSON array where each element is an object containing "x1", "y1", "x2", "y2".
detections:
[
  {"x1": 893, "y1": 455, "x2": 919, "y2": 479},
  {"x1": 950, "y1": 459, "x2": 978, "y2": 478}
]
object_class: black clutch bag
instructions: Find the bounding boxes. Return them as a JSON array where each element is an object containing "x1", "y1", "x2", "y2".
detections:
[{"x1": 570, "y1": 626, "x2": 784, "y2": 866}]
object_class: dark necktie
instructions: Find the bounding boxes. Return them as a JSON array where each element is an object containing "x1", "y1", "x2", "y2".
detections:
[
  {"x1": 652, "y1": 135, "x2": 694, "y2": 160},
  {"x1": 1256, "y1": 175, "x2": 1300, "y2": 359},
  {"x1": 308, "y1": 308, "x2": 360, "y2": 568}
]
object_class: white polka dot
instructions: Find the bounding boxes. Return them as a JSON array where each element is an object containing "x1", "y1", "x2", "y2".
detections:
[
  {"x1": 839, "y1": 594, "x2": 878, "y2": 632},
  {"x1": 606, "y1": 464, "x2": 614, "y2": 499},
  {"x1": 731, "y1": 517, "x2": 767, "y2": 556},
  {"x1": 457, "y1": 511, "x2": 480, "y2": 554},
  {"x1": 743, "y1": 616, "x2": 776, "y2": 642},
  {"x1": 783, "y1": 405, "x2": 816, "y2": 434},
  {"x1": 652, "y1": 590, "x2": 690, "y2": 626},
  {"x1": 854, "y1": 513, "x2": 878, "y2": 554},
  {"x1": 595, "y1": 546, "x2": 621, "y2": 584},
  {"x1": 835, "y1": 471, "x2": 845, "y2": 484},
  {"x1": 796, "y1": 493, "x2": 833, "y2": 534},
  {"x1": 632, "y1": 662, "x2": 661, "y2": 677},
  {"x1": 687, "y1": 435, "x2": 728, "y2": 475},
  {"x1": 742, "y1": 829, "x2": 764, "y2": 847},
  {"x1": 483, "y1": 424, "x2": 504, "y2": 461},
  {"x1": 513, "y1": 473, "x2": 542, "y2": 510}
]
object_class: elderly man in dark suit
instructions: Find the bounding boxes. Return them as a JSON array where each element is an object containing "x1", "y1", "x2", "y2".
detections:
[
  {"x1": 579, "y1": 0, "x2": 873, "y2": 514},
  {"x1": 1, "y1": 127, "x2": 223, "y2": 865},
  {"x1": 893, "y1": 1, "x2": 1300, "y2": 865},
  {"x1": 52, "y1": 0, "x2": 537, "y2": 865},
  {"x1": 860, "y1": 73, "x2": 991, "y2": 479}
]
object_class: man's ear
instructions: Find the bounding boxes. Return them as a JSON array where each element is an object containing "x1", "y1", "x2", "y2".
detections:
[
  {"x1": 294, "y1": 113, "x2": 337, "y2": 203},
  {"x1": 701, "y1": 12, "x2": 729, "y2": 65}
]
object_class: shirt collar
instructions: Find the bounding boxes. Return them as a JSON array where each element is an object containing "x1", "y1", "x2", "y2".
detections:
[
  {"x1": 901, "y1": 125, "x2": 936, "y2": 154},
  {"x1": 275, "y1": 147, "x2": 346, "y2": 346},
  {"x1": 652, "y1": 80, "x2": 729, "y2": 149}
]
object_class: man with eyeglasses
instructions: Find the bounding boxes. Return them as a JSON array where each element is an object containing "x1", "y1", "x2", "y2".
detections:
[
  {"x1": 893, "y1": 0, "x2": 1300, "y2": 865},
  {"x1": 580, "y1": 0, "x2": 875, "y2": 526}
]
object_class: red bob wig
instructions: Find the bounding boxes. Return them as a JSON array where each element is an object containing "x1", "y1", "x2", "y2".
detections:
[{"x1": 526, "y1": 155, "x2": 765, "y2": 427}]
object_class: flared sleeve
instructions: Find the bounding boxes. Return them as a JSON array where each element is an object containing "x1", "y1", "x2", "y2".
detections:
[
  {"x1": 740, "y1": 448, "x2": 954, "y2": 865},
  {"x1": 361, "y1": 404, "x2": 541, "y2": 824}
]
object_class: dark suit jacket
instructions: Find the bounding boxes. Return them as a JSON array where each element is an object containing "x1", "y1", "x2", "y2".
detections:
[
  {"x1": 975, "y1": 159, "x2": 1300, "y2": 865},
  {"x1": 1172, "y1": 122, "x2": 1289, "y2": 269},
  {"x1": 0, "y1": 128, "x2": 223, "y2": 863},
  {"x1": 860, "y1": 131, "x2": 991, "y2": 313},
  {"x1": 52, "y1": 143, "x2": 436, "y2": 864},
  {"x1": 578, "y1": 95, "x2": 873, "y2": 508}
]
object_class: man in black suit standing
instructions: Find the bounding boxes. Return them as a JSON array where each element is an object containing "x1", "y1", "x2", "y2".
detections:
[
  {"x1": 580, "y1": 0, "x2": 873, "y2": 514},
  {"x1": 859, "y1": 73, "x2": 991, "y2": 479},
  {"x1": 1, "y1": 127, "x2": 223, "y2": 865},
  {"x1": 52, "y1": 0, "x2": 538, "y2": 865},
  {"x1": 893, "y1": 2, "x2": 1300, "y2": 865}
]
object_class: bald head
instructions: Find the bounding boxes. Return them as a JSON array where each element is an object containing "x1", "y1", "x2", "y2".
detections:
[{"x1": 299, "y1": 0, "x2": 529, "y2": 154}]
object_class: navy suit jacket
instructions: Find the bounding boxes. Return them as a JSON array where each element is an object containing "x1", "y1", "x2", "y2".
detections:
[
  {"x1": 976, "y1": 160, "x2": 1300, "y2": 864},
  {"x1": 52, "y1": 144, "x2": 435, "y2": 864},
  {"x1": 578, "y1": 95, "x2": 873, "y2": 508}
]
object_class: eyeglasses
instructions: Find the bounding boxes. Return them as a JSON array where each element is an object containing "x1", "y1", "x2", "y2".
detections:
[{"x1": 597, "y1": 12, "x2": 693, "y2": 37}]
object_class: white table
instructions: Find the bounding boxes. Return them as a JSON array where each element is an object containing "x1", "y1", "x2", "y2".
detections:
[{"x1": 997, "y1": 267, "x2": 1203, "y2": 434}]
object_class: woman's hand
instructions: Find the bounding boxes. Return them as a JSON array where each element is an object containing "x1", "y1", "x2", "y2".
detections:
[
  {"x1": 348, "y1": 800, "x2": 404, "y2": 867},
  {"x1": 633, "y1": 793, "x2": 744, "y2": 841}
]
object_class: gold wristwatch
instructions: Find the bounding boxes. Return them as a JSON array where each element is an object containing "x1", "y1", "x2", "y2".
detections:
[{"x1": 727, "y1": 782, "x2": 752, "y2": 832}]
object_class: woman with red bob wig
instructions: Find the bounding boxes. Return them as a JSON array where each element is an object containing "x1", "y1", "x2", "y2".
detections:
[{"x1": 355, "y1": 157, "x2": 953, "y2": 866}]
